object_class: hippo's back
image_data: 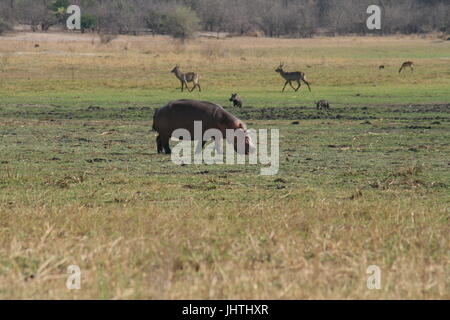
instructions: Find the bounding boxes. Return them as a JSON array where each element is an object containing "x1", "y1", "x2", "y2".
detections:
[{"x1": 153, "y1": 100, "x2": 237, "y2": 135}]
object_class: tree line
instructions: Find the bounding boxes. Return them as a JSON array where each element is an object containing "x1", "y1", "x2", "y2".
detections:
[{"x1": 1, "y1": 0, "x2": 449, "y2": 38}]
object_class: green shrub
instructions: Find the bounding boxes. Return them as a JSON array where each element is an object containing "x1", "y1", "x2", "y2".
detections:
[
  {"x1": 163, "y1": 6, "x2": 200, "y2": 39},
  {"x1": 81, "y1": 14, "x2": 97, "y2": 33},
  {"x1": 0, "y1": 19, "x2": 12, "y2": 35}
]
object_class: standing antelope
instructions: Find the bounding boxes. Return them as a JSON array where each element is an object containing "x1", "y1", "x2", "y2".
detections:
[
  {"x1": 171, "y1": 65, "x2": 201, "y2": 92},
  {"x1": 275, "y1": 63, "x2": 311, "y2": 92},
  {"x1": 398, "y1": 61, "x2": 414, "y2": 73}
]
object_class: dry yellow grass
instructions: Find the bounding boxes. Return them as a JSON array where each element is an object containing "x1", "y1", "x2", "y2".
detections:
[{"x1": 0, "y1": 197, "x2": 448, "y2": 299}]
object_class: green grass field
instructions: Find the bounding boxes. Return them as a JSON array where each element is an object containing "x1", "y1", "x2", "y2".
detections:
[{"x1": 0, "y1": 34, "x2": 448, "y2": 299}]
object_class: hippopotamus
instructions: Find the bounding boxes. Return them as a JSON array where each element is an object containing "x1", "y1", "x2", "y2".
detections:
[{"x1": 152, "y1": 99, "x2": 255, "y2": 155}]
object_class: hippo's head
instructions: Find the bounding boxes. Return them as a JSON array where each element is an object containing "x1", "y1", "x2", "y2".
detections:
[
  {"x1": 236, "y1": 130, "x2": 256, "y2": 155},
  {"x1": 229, "y1": 122, "x2": 256, "y2": 155}
]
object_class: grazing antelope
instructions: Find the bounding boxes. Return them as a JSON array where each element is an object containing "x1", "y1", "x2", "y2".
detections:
[
  {"x1": 378, "y1": 65, "x2": 385, "y2": 70},
  {"x1": 171, "y1": 65, "x2": 201, "y2": 92},
  {"x1": 399, "y1": 61, "x2": 414, "y2": 73},
  {"x1": 229, "y1": 93, "x2": 242, "y2": 108},
  {"x1": 316, "y1": 100, "x2": 330, "y2": 110},
  {"x1": 275, "y1": 63, "x2": 311, "y2": 92}
]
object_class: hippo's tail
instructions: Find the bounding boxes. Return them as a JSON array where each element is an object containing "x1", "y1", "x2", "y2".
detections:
[{"x1": 152, "y1": 108, "x2": 159, "y2": 131}]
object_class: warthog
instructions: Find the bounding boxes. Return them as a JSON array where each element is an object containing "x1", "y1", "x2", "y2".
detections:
[
  {"x1": 229, "y1": 93, "x2": 243, "y2": 108},
  {"x1": 316, "y1": 100, "x2": 330, "y2": 110}
]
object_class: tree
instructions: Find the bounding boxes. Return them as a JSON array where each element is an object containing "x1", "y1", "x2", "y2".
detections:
[
  {"x1": 16, "y1": 0, "x2": 62, "y2": 32},
  {"x1": 163, "y1": 6, "x2": 200, "y2": 39}
]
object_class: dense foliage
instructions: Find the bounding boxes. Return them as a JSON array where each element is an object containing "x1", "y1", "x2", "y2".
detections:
[{"x1": 0, "y1": 0, "x2": 448, "y2": 37}]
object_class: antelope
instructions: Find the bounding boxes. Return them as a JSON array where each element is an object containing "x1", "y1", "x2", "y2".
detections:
[
  {"x1": 275, "y1": 63, "x2": 311, "y2": 92},
  {"x1": 399, "y1": 61, "x2": 414, "y2": 73},
  {"x1": 171, "y1": 65, "x2": 201, "y2": 92},
  {"x1": 378, "y1": 65, "x2": 385, "y2": 70},
  {"x1": 229, "y1": 93, "x2": 242, "y2": 108}
]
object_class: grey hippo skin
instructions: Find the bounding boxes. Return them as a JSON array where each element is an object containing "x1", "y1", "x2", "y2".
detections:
[{"x1": 152, "y1": 99, "x2": 255, "y2": 155}]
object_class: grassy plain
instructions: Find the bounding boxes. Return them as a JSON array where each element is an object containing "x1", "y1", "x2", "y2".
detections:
[{"x1": 0, "y1": 33, "x2": 449, "y2": 299}]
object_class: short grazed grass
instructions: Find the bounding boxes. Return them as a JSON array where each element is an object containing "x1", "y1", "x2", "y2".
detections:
[
  {"x1": 0, "y1": 33, "x2": 448, "y2": 299},
  {"x1": 0, "y1": 33, "x2": 449, "y2": 108}
]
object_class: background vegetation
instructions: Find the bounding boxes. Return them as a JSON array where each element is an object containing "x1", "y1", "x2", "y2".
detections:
[{"x1": 0, "y1": 0, "x2": 449, "y2": 38}]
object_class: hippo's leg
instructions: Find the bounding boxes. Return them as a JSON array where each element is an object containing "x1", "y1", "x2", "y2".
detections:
[
  {"x1": 164, "y1": 143, "x2": 171, "y2": 154},
  {"x1": 156, "y1": 135, "x2": 163, "y2": 153},
  {"x1": 159, "y1": 135, "x2": 171, "y2": 154}
]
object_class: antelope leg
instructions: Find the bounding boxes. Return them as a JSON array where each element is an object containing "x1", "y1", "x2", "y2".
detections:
[
  {"x1": 186, "y1": 82, "x2": 194, "y2": 92},
  {"x1": 303, "y1": 80, "x2": 312, "y2": 92},
  {"x1": 288, "y1": 81, "x2": 297, "y2": 91}
]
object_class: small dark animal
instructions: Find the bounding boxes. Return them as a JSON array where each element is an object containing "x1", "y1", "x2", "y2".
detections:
[
  {"x1": 399, "y1": 61, "x2": 414, "y2": 73},
  {"x1": 379, "y1": 65, "x2": 385, "y2": 70},
  {"x1": 34, "y1": 44, "x2": 40, "y2": 48},
  {"x1": 229, "y1": 93, "x2": 242, "y2": 108},
  {"x1": 316, "y1": 100, "x2": 330, "y2": 110}
]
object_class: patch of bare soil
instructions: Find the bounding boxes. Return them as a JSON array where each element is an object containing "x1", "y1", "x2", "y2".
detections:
[{"x1": 227, "y1": 103, "x2": 450, "y2": 121}]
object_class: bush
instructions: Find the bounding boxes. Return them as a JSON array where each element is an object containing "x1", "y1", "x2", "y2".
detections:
[
  {"x1": 163, "y1": 6, "x2": 200, "y2": 39},
  {"x1": 0, "y1": 19, "x2": 12, "y2": 35},
  {"x1": 81, "y1": 14, "x2": 97, "y2": 33},
  {"x1": 145, "y1": 9, "x2": 167, "y2": 35}
]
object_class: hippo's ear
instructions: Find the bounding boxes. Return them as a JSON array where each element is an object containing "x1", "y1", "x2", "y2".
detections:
[{"x1": 237, "y1": 122, "x2": 247, "y2": 132}]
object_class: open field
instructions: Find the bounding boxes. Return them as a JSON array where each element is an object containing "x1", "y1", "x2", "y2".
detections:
[
  {"x1": 1, "y1": 33, "x2": 450, "y2": 107},
  {"x1": 0, "y1": 33, "x2": 449, "y2": 299}
]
